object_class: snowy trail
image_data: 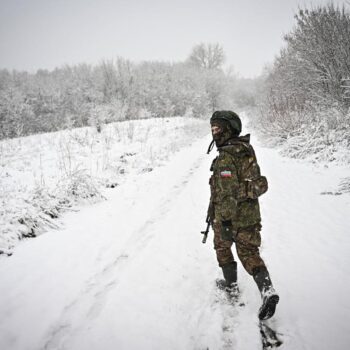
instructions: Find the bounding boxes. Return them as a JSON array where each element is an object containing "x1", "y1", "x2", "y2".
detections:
[{"x1": 1, "y1": 135, "x2": 350, "y2": 350}]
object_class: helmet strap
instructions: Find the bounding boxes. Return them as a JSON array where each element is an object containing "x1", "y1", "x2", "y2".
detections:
[{"x1": 207, "y1": 139, "x2": 215, "y2": 154}]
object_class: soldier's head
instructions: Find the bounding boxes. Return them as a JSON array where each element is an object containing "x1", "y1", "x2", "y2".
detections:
[{"x1": 210, "y1": 110, "x2": 242, "y2": 146}]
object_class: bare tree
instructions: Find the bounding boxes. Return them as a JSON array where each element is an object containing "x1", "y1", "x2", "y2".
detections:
[{"x1": 188, "y1": 43, "x2": 225, "y2": 70}]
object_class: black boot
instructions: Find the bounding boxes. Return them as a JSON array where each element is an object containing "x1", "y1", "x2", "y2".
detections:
[
  {"x1": 217, "y1": 261, "x2": 239, "y2": 298},
  {"x1": 222, "y1": 261, "x2": 237, "y2": 286},
  {"x1": 253, "y1": 266, "x2": 279, "y2": 320}
]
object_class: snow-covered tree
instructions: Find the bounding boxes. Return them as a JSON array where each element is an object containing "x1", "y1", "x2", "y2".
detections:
[
  {"x1": 188, "y1": 43, "x2": 225, "y2": 70},
  {"x1": 0, "y1": 47, "x2": 238, "y2": 139},
  {"x1": 260, "y1": 4, "x2": 350, "y2": 132}
]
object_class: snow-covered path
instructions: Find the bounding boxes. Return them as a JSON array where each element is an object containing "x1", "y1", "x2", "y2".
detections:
[{"x1": 0, "y1": 135, "x2": 349, "y2": 350}]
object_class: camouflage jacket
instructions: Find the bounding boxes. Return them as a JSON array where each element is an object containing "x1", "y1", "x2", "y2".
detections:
[{"x1": 208, "y1": 134, "x2": 268, "y2": 230}]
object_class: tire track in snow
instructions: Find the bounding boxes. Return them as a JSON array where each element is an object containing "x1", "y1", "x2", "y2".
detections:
[{"x1": 41, "y1": 153, "x2": 207, "y2": 350}]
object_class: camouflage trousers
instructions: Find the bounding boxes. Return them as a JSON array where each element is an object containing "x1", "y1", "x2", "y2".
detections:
[{"x1": 213, "y1": 221, "x2": 266, "y2": 275}]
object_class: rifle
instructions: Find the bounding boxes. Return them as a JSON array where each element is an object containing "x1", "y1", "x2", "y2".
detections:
[{"x1": 201, "y1": 215, "x2": 211, "y2": 244}]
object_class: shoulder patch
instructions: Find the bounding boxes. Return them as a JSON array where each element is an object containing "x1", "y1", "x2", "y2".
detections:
[{"x1": 220, "y1": 170, "x2": 232, "y2": 178}]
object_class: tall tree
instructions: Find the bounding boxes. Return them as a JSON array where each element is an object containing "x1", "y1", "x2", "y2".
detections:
[{"x1": 188, "y1": 43, "x2": 225, "y2": 70}]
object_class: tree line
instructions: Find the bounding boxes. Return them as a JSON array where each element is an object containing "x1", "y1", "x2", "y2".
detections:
[{"x1": 0, "y1": 44, "x2": 240, "y2": 140}]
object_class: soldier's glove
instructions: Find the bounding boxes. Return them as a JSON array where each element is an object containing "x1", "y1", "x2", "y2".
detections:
[{"x1": 221, "y1": 220, "x2": 235, "y2": 242}]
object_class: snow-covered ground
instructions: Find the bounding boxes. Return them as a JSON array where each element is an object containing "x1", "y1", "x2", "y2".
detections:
[
  {"x1": 0, "y1": 118, "x2": 349, "y2": 350},
  {"x1": 0, "y1": 117, "x2": 208, "y2": 255}
]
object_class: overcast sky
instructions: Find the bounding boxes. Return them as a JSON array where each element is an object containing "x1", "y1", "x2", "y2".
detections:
[{"x1": 0, "y1": 0, "x2": 348, "y2": 77}]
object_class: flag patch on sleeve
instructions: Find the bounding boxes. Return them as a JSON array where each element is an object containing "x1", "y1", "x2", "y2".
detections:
[{"x1": 220, "y1": 170, "x2": 232, "y2": 178}]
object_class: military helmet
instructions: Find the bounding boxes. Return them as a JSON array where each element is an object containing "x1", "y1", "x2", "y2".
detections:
[{"x1": 210, "y1": 110, "x2": 242, "y2": 135}]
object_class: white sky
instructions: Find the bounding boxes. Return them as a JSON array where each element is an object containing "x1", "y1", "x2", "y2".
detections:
[{"x1": 0, "y1": 0, "x2": 348, "y2": 77}]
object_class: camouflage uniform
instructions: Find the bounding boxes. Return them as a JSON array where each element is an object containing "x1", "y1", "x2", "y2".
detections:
[
  {"x1": 207, "y1": 110, "x2": 278, "y2": 320},
  {"x1": 208, "y1": 134, "x2": 268, "y2": 275}
]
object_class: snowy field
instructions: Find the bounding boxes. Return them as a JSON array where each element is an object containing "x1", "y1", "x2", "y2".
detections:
[
  {"x1": 0, "y1": 116, "x2": 349, "y2": 350},
  {"x1": 0, "y1": 117, "x2": 208, "y2": 255}
]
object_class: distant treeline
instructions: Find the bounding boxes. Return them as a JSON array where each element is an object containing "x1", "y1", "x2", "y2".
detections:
[{"x1": 0, "y1": 43, "x2": 252, "y2": 140}]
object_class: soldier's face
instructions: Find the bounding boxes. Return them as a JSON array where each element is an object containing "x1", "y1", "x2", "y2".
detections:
[
  {"x1": 211, "y1": 125, "x2": 222, "y2": 136},
  {"x1": 211, "y1": 122, "x2": 231, "y2": 146}
]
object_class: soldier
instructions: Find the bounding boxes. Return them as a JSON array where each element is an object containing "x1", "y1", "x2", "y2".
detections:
[{"x1": 206, "y1": 110, "x2": 279, "y2": 320}]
